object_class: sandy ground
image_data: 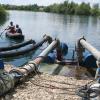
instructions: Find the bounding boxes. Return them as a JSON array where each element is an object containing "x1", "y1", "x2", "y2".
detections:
[{"x1": 0, "y1": 70, "x2": 93, "y2": 100}]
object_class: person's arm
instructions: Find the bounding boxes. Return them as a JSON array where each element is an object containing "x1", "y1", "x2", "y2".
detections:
[{"x1": 5, "y1": 26, "x2": 10, "y2": 30}]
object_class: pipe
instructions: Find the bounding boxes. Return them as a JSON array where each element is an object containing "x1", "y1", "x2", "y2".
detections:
[
  {"x1": 77, "y1": 38, "x2": 100, "y2": 100},
  {"x1": 78, "y1": 38, "x2": 100, "y2": 82},
  {"x1": 0, "y1": 35, "x2": 52, "y2": 58},
  {"x1": 17, "y1": 40, "x2": 58, "y2": 75},
  {"x1": 79, "y1": 39, "x2": 100, "y2": 62},
  {"x1": 35, "y1": 40, "x2": 58, "y2": 64},
  {"x1": 0, "y1": 39, "x2": 58, "y2": 96},
  {"x1": 0, "y1": 39, "x2": 35, "y2": 51}
]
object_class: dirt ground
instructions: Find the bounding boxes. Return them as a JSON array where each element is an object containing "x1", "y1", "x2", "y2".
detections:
[{"x1": 0, "y1": 70, "x2": 93, "y2": 100}]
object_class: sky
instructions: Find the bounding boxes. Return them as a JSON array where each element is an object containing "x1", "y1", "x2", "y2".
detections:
[{"x1": 0, "y1": 0, "x2": 99, "y2": 6}]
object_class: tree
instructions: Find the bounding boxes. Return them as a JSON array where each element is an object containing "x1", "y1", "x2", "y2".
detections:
[
  {"x1": 75, "y1": 2, "x2": 91, "y2": 15},
  {"x1": 91, "y1": 4, "x2": 100, "y2": 16}
]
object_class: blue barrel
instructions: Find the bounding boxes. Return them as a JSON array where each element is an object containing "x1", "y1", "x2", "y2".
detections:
[
  {"x1": 83, "y1": 54, "x2": 97, "y2": 68},
  {"x1": 60, "y1": 42, "x2": 68, "y2": 55},
  {"x1": 43, "y1": 51, "x2": 56, "y2": 64},
  {"x1": 0, "y1": 60, "x2": 4, "y2": 69}
]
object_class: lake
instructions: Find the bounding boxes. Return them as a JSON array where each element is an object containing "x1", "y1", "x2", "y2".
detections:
[{"x1": 0, "y1": 10, "x2": 100, "y2": 75}]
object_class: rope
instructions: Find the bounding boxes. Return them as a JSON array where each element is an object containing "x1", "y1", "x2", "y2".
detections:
[
  {"x1": 76, "y1": 79, "x2": 100, "y2": 99},
  {"x1": 28, "y1": 74, "x2": 85, "y2": 96},
  {"x1": 30, "y1": 78, "x2": 76, "y2": 95},
  {"x1": 28, "y1": 61, "x2": 39, "y2": 73},
  {"x1": 9, "y1": 69, "x2": 24, "y2": 79}
]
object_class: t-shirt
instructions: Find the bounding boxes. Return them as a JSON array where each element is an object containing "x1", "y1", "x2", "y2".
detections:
[{"x1": 16, "y1": 28, "x2": 22, "y2": 34}]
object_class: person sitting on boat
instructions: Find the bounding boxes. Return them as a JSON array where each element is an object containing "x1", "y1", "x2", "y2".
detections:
[
  {"x1": 16, "y1": 24, "x2": 22, "y2": 35},
  {"x1": 6, "y1": 21, "x2": 16, "y2": 34}
]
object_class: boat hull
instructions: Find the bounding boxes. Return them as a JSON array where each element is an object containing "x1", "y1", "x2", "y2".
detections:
[{"x1": 6, "y1": 32, "x2": 24, "y2": 40}]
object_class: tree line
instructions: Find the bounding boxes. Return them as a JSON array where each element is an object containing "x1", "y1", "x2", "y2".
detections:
[
  {"x1": 44, "y1": 1, "x2": 100, "y2": 16},
  {"x1": 1, "y1": 1, "x2": 100, "y2": 16},
  {"x1": 2, "y1": 4, "x2": 39, "y2": 11}
]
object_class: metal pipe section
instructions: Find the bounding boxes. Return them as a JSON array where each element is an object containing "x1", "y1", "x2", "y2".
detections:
[
  {"x1": 38, "y1": 40, "x2": 57, "y2": 59},
  {"x1": 18, "y1": 40, "x2": 58, "y2": 75},
  {"x1": 79, "y1": 38, "x2": 100, "y2": 82},
  {"x1": 80, "y1": 39, "x2": 100, "y2": 100},
  {"x1": 76, "y1": 38, "x2": 100, "y2": 100},
  {"x1": 0, "y1": 39, "x2": 58, "y2": 96},
  {"x1": 79, "y1": 39, "x2": 100, "y2": 62}
]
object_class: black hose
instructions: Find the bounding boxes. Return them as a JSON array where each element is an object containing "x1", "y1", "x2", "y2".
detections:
[{"x1": 0, "y1": 39, "x2": 35, "y2": 51}]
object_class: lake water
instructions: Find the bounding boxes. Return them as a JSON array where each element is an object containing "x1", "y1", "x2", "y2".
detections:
[{"x1": 0, "y1": 10, "x2": 100, "y2": 75}]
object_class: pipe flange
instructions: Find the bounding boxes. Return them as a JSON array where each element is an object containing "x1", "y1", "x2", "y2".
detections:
[
  {"x1": 77, "y1": 36, "x2": 86, "y2": 52},
  {"x1": 28, "y1": 61, "x2": 39, "y2": 73}
]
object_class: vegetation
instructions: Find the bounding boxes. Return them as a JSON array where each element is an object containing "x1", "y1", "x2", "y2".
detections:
[
  {"x1": 0, "y1": 5, "x2": 7, "y2": 19},
  {"x1": 0, "y1": 5, "x2": 7, "y2": 25},
  {"x1": 2, "y1": 4, "x2": 39, "y2": 11},
  {"x1": 1, "y1": 1, "x2": 100, "y2": 16},
  {"x1": 44, "y1": 1, "x2": 100, "y2": 16}
]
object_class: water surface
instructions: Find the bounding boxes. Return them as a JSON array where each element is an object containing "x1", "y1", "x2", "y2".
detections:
[{"x1": 0, "y1": 10, "x2": 100, "y2": 75}]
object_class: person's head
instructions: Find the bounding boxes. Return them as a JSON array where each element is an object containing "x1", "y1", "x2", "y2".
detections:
[
  {"x1": 10, "y1": 21, "x2": 13, "y2": 26},
  {"x1": 16, "y1": 24, "x2": 19, "y2": 28}
]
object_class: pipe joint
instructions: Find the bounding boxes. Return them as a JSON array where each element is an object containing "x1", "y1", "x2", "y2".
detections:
[
  {"x1": 79, "y1": 36, "x2": 86, "y2": 42},
  {"x1": 43, "y1": 34, "x2": 52, "y2": 43},
  {"x1": 26, "y1": 61, "x2": 39, "y2": 73},
  {"x1": 76, "y1": 37, "x2": 86, "y2": 63},
  {"x1": 18, "y1": 61, "x2": 40, "y2": 76},
  {"x1": 55, "y1": 39, "x2": 60, "y2": 48},
  {"x1": 77, "y1": 37, "x2": 86, "y2": 52}
]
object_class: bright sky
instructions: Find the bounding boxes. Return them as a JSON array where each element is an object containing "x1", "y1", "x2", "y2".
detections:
[{"x1": 0, "y1": 0, "x2": 99, "y2": 6}]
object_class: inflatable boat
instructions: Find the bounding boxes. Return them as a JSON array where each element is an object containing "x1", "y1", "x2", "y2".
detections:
[{"x1": 6, "y1": 32, "x2": 24, "y2": 40}]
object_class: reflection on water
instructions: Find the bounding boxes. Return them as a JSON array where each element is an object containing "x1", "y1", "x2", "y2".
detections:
[
  {"x1": 0, "y1": 10, "x2": 100, "y2": 75},
  {"x1": 52, "y1": 64, "x2": 64, "y2": 75},
  {"x1": 0, "y1": 16, "x2": 7, "y2": 26}
]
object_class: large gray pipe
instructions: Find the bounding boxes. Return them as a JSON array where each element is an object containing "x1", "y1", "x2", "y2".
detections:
[
  {"x1": 0, "y1": 39, "x2": 58, "y2": 96},
  {"x1": 80, "y1": 39, "x2": 100, "y2": 62},
  {"x1": 79, "y1": 39, "x2": 100, "y2": 99},
  {"x1": 19, "y1": 40, "x2": 58, "y2": 75}
]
